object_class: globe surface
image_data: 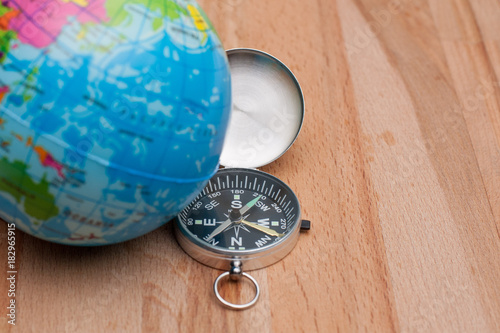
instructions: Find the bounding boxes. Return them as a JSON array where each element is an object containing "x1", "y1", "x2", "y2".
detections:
[{"x1": 0, "y1": 0, "x2": 231, "y2": 245}]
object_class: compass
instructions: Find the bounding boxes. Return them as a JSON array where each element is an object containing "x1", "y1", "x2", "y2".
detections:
[
  {"x1": 176, "y1": 168, "x2": 310, "y2": 309},
  {"x1": 175, "y1": 48, "x2": 309, "y2": 310}
]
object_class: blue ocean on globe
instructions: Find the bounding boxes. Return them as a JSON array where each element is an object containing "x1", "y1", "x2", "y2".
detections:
[{"x1": 0, "y1": 0, "x2": 231, "y2": 245}]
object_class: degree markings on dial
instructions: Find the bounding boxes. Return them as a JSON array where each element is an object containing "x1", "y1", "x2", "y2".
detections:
[
  {"x1": 280, "y1": 194, "x2": 287, "y2": 205},
  {"x1": 208, "y1": 180, "x2": 213, "y2": 193},
  {"x1": 274, "y1": 189, "x2": 281, "y2": 201},
  {"x1": 245, "y1": 176, "x2": 248, "y2": 189}
]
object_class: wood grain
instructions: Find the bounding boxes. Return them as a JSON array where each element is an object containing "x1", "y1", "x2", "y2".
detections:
[{"x1": 1, "y1": 0, "x2": 500, "y2": 331}]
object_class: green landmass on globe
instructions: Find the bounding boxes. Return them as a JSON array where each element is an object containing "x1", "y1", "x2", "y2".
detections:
[
  {"x1": 0, "y1": 157, "x2": 59, "y2": 221},
  {"x1": 0, "y1": 0, "x2": 232, "y2": 245}
]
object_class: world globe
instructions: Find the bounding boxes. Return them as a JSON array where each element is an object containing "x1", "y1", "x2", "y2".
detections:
[{"x1": 0, "y1": 0, "x2": 231, "y2": 245}]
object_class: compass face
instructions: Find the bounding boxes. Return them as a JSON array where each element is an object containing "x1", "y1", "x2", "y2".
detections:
[{"x1": 177, "y1": 168, "x2": 301, "y2": 254}]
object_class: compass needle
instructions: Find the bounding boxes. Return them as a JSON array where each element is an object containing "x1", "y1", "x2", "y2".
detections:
[
  {"x1": 240, "y1": 195, "x2": 262, "y2": 215},
  {"x1": 240, "y1": 220, "x2": 284, "y2": 237}
]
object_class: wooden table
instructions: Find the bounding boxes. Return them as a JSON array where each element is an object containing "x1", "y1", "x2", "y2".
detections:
[{"x1": 1, "y1": 0, "x2": 500, "y2": 331}]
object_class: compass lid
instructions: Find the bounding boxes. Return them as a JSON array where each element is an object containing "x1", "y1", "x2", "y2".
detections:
[{"x1": 220, "y1": 48, "x2": 304, "y2": 169}]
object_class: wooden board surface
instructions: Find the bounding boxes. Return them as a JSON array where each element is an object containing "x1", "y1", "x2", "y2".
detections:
[{"x1": 1, "y1": 0, "x2": 500, "y2": 331}]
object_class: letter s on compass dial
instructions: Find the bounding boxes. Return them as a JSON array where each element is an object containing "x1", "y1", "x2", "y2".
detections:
[{"x1": 175, "y1": 168, "x2": 302, "y2": 271}]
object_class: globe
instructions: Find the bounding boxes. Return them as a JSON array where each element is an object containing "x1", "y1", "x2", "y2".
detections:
[{"x1": 0, "y1": 0, "x2": 231, "y2": 245}]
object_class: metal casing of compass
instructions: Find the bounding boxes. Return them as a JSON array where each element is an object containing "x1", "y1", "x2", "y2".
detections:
[{"x1": 220, "y1": 48, "x2": 305, "y2": 169}]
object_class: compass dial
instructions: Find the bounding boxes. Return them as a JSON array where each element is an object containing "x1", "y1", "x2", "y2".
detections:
[{"x1": 176, "y1": 168, "x2": 301, "y2": 270}]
